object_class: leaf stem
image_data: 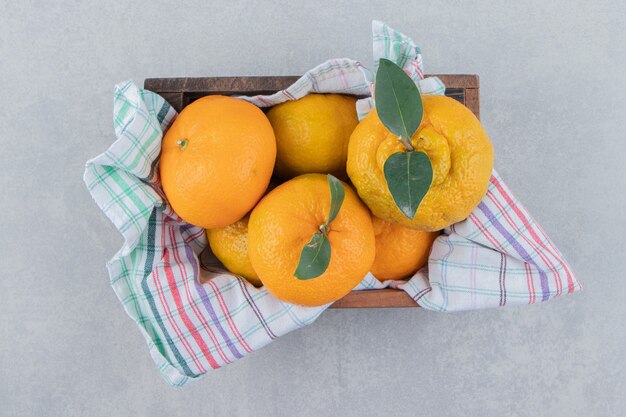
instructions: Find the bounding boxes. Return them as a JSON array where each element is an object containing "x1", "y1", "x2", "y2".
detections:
[
  {"x1": 397, "y1": 135, "x2": 415, "y2": 152},
  {"x1": 319, "y1": 224, "x2": 330, "y2": 235}
]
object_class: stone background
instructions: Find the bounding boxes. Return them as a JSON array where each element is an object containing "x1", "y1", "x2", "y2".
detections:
[{"x1": 1, "y1": 1, "x2": 624, "y2": 416}]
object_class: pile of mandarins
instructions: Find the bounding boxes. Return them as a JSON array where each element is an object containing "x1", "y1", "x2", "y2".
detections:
[{"x1": 160, "y1": 62, "x2": 493, "y2": 307}]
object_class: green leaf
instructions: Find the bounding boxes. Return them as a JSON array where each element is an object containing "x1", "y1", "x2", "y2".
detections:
[
  {"x1": 374, "y1": 58, "x2": 423, "y2": 140},
  {"x1": 294, "y1": 174, "x2": 345, "y2": 280},
  {"x1": 294, "y1": 232, "x2": 331, "y2": 280},
  {"x1": 383, "y1": 151, "x2": 433, "y2": 219},
  {"x1": 326, "y1": 174, "x2": 345, "y2": 226}
]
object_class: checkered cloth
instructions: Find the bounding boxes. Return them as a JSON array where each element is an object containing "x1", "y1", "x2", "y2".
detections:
[{"x1": 84, "y1": 21, "x2": 580, "y2": 387}]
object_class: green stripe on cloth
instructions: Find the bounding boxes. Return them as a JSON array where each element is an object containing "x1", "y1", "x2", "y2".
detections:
[{"x1": 141, "y1": 208, "x2": 199, "y2": 377}]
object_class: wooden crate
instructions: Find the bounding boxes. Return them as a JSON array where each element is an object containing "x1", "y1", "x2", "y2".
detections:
[{"x1": 144, "y1": 74, "x2": 480, "y2": 308}]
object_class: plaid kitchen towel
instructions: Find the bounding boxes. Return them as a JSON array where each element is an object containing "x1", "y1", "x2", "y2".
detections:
[
  {"x1": 84, "y1": 21, "x2": 580, "y2": 387},
  {"x1": 354, "y1": 168, "x2": 582, "y2": 311}
]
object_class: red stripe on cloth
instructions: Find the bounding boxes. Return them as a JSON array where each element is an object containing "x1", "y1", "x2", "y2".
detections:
[
  {"x1": 485, "y1": 189, "x2": 563, "y2": 297},
  {"x1": 468, "y1": 212, "x2": 506, "y2": 252},
  {"x1": 152, "y1": 266, "x2": 208, "y2": 373},
  {"x1": 489, "y1": 176, "x2": 576, "y2": 294},
  {"x1": 255, "y1": 95, "x2": 271, "y2": 106},
  {"x1": 534, "y1": 220, "x2": 581, "y2": 291},
  {"x1": 337, "y1": 66, "x2": 349, "y2": 90},
  {"x1": 206, "y1": 279, "x2": 253, "y2": 353},
  {"x1": 471, "y1": 188, "x2": 550, "y2": 303},
  {"x1": 162, "y1": 248, "x2": 221, "y2": 369},
  {"x1": 168, "y1": 227, "x2": 232, "y2": 365},
  {"x1": 411, "y1": 60, "x2": 425, "y2": 80},
  {"x1": 182, "y1": 227, "x2": 206, "y2": 246}
]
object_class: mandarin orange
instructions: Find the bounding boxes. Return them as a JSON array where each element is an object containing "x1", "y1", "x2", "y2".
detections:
[
  {"x1": 207, "y1": 214, "x2": 261, "y2": 287},
  {"x1": 160, "y1": 95, "x2": 275, "y2": 229},
  {"x1": 370, "y1": 216, "x2": 438, "y2": 281},
  {"x1": 248, "y1": 174, "x2": 375, "y2": 306},
  {"x1": 347, "y1": 95, "x2": 493, "y2": 231}
]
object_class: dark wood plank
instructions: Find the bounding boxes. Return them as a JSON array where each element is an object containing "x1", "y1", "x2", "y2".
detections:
[
  {"x1": 145, "y1": 76, "x2": 300, "y2": 94},
  {"x1": 145, "y1": 74, "x2": 478, "y2": 92},
  {"x1": 465, "y1": 88, "x2": 480, "y2": 120},
  {"x1": 145, "y1": 74, "x2": 480, "y2": 118},
  {"x1": 433, "y1": 74, "x2": 478, "y2": 89},
  {"x1": 444, "y1": 87, "x2": 465, "y2": 106},
  {"x1": 157, "y1": 92, "x2": 184, "y2": 113},
  {"x1": 330, "y1": 288, "x2": 418, "y2": 308}
]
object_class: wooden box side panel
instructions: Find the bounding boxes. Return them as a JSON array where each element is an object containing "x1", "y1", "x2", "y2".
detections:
[
  {"x1": 144, "y1": 74, "x2": 480, "y2": 120},
  {"x1": 143, "y1": 74, "x2": 480, "y2": 308},
  {"x1": 330, "y1": 289, "x2": 418, "y2": 308}
]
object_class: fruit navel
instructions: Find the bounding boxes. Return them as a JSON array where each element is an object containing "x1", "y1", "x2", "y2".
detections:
[{"x1": 176, "y1": 138, "x2": 188, "y2": 150}]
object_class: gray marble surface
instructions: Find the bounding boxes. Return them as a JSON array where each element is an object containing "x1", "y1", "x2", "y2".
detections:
[{"x1": 1, "y1": 1, "x2": 624, "y2": 416}]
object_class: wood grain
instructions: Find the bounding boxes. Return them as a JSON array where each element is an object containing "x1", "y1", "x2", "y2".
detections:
[
  {"x1": 464, "y1": 88, "x2": 480, "y2": 121},
  {"x1": 144, "y1": 74, "x2": 480, "y2": 308},
  {"x1": 329, "y1": 288, "x2": 418, "y2": 308},
  {"x1": 144, "y1": 74, "x2": 480, "y2": 119}
]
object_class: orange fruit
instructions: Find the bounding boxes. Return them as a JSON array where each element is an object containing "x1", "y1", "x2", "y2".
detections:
[
  {"x1": 160, "y1": 95, "x2": 276, "y2": 229},
  {"x1": 370, "y1": 216, "x2": 439, "y2": 281},
  {"x1": 347, "y1": 95, "x2": 493, "y2": 231},
  {"x1": 248, "y1": 174, "x2": 375, "y2": 306},
  {"x1": 206, "y1": 214, "x2": 261, "y2": 287},
  {"x1": 266, "y1": 94, "x2": 358, "y2": 179}
]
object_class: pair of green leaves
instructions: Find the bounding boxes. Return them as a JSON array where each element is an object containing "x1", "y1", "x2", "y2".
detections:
[
  {"x1": 293, "y1": 61, "x2": 432, "y2": 279},
  {"x1": 375, "y1": 58, "x2": 433, "y2": 220},
  {"x1": 294, "y1": 175, "x2": 345, "y2": 280}
]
